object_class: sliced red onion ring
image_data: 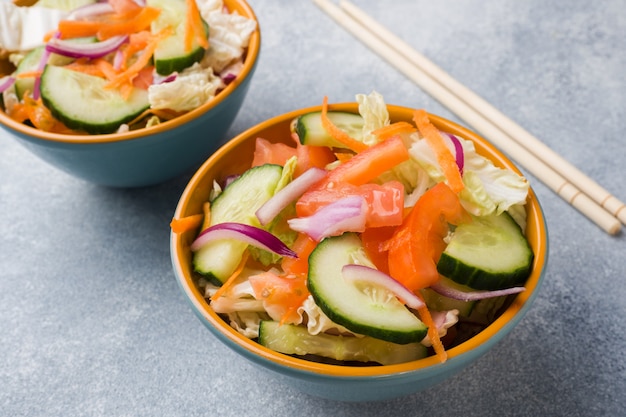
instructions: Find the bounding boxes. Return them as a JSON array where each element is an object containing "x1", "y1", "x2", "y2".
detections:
[
  {"x1": 287, "y1": 195, "x2": 366, "y2": 241},
  {"x1": 342, "y1": 264, "x2": 425, "y2": 310},
  {"x1": 256, "y1": 167, "x2": 327, "y2": 226},
  {"x1": 430, "y1": 281, "x2": 525, "y2": 301},
  {"x1": 190, "y1": 222, "x2": 297, "y2": 258},
  {"x1": 445, "y1": 133, "x2": 464, "y2": 175},
  {"x1": 0, "y1": 77, "x2": 16, "y2": 94},
  {"x1": 46, "y1": 35, "x2": 129, "y2": 59},
  {"x1": 221, "y1": 73, "x2": 237, "y2": 85}
]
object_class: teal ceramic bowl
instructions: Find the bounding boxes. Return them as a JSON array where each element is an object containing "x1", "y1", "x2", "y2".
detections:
[
  {"x1": 0, "y1": 0, "x2": 259, "y2": 188},
  {"x1": 170, "y1": 104, "x2": 548, "y2": 402}
]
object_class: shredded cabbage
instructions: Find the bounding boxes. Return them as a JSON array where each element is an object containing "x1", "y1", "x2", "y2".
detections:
[
  {"x1": 356, "y1": 90, "x2": 389, "y2": 146},
  {"x1": 200, "y1": 3, "x2": 257, "y2": 74},
  {"x1": 0, "y1": 3, "x2": 67, "y2": 51},
  {"x1": 148, "y1": 63, "x2": 225, "y2": 111}
]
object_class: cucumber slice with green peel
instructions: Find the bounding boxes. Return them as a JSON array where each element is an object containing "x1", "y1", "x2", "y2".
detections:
[
  {"x1": 293, "y1": 111, "x2": 365, "y2": 148},
  {"x1": 437, "y1": 212, "x2": 534, "y2": 291},
  {"x1": 13, "y1": 41, "x2": 93, "y2": 99},
  {"x1": 39, "y1": 65, "x2": 150, "y2": 134},
  {"x1": 147, "y1": 0, "x2": 208, "y2": 75},
  {"x1": 307, "y1": 233, "x2": 428, "y2": 345},
  {"x1": 258, "y1": 321, "x2": 428, "y2": 366},
  {"x1": 193, "y1": 164, "x2": 284, "y2": 285},
  {"x1": 420, "y1": 286, "x2": 475, "y2": 318}
]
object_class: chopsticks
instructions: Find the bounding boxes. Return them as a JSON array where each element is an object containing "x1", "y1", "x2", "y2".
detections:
[{"x1": 312, "y1": 0, "x2": 624, "y2": 235}]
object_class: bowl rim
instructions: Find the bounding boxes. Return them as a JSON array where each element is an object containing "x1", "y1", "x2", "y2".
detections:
[
  {"x1": 171, "y1": 102, "x2": 548, "y2": 378},
  {"x1": 0, "y1": 0, "x2": 260, "y2": 145}
]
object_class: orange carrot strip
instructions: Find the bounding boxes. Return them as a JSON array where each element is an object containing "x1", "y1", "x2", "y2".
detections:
[
  {"x1": 185, "y1": 0, "x2": 208, "y2": 52},
  {"x1": 170, "y1": 214, "x2": 204, "y2": 234},
  {"x1": 211, "y1": 251, "x2": 250, "y2": 300},
  {"x1": 371, "y1": 121, "x2": 416, "y2": 141},
  {"x1": 412, "y1": 109, "x2": 464, "y2": 193},
  {"x1": 321, "y1": 96, "x2": 369, "y2": 152},
  {"x1": 65, "y1": 61, "x2": 107, "y2": 78},
  {"x1": 97, "y1": 6, "x2": 161, "y2": 40},
  {"x1": 43, "y1": 29, "x2": 57, "y2": 43},
  {"x1": 15, "y1": 70, "x2": 43, "y2": 79},
  {"x1": 93, "y1": 58, "x2": 118, "y2": 80},
  {"x1": 415, "y1": 297, "x2": 447, "y2": 363},
  {"x1": 56, "y1": 7, "x2": 157, "y2": 40},
  {"x1": 105, "y1": 28, "x2": 170, "y2": 90}
]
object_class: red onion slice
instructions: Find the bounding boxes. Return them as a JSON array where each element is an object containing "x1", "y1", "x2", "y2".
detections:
[
  {"x1": 342, "y1": 264, "x2": 425, "y2": 309},
  {"x1": 0, "y1": 77, "x2": 16, "y2": 94},
  {"x1": 445, "y1": 133, "x2": 464, "y2": 175},
  {"x1": 430, "y1": 281, "x2": 525, "y2": 301},
  {"x1": 190, "y1": 222, "x2": 297, "y2": 258},
  {"x1": 46, "y1": 35, "x2": 129, "y2": 59},
  {"x1": 287, "y1": 195, "x2": 366, "y2": 241},
  {"x1": 256, "y1": 167, "x2": 327, "y2": 226}
]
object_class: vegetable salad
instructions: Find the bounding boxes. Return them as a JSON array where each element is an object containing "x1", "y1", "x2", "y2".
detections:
[
  {"x1": 0, "y1": 0, "x2": 256, "y2": 134},
  {"x1": 172, "y1": 92, "x2": 534, "y2": 365}
]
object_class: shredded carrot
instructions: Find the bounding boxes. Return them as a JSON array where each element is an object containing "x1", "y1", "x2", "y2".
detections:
[
  {"x1": 201, "y1": 202, "x2": 211, "y2": 229},
  {"x1": 334, "y1": 151, "x2": 353, "y2": 163},
  {"x1": 9, "y1": 93, "x2": 71, "y2": 133},
  {"x1": 43, "y1": 30, "x2": 57, "y2": 43},
  {"x1": 105, "y1": 28, "x2": 170, "y2": 93},
  {"x1": 211, "y1": 251, "x2": 250, "y2": 301},
  {"x1": 321, "y1": 96, "x2": 369, "y2": 153},
  {"x1": 57, "y1": 6, "x2": 159, "y2": 40},
  {"x1": 185, "y1": 0, "x2": 209, "y2": 52},
  {"x1": 15, "y1": 70, "x2": 43, "y2": 79},
  {"x1": 371, "y1": 121, "x2": 416, "y2": 141},
  {"x1": 65, "y1": 60, "x2": 107, "y2": 78},
  {"x1": 412, "y1": 109, "x2": 464, "y2": 193},
  {"x1": 98, "y1": 7, "x2": 161, "y2": 40},
  {"x1": 415, "y1": 297, "x2": 447, "y2": 363},
  {"x1": 170, "y1": 214, "x2": 204, "y2": 234}
]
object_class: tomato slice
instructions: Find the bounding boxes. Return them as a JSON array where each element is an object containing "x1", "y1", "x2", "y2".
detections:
[
  {"x1": 249, "y1": 271, "x2": 309, "y2": 325},
  {"x1": 361, "y1": 225, "x2": 396, "y2": 274},
  {"x1": 296, "y1": 180, "x2": 404, "y2": 228},
  {"x1": 386, "y1": 182, "x2": 470, "y2": 291},
  {"x1": 251, "y1": 137, "x2": 297, "y2": 168}
]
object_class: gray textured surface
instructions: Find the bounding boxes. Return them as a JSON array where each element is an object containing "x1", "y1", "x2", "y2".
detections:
[{"x1": 2, "y1": 0, "x2": 626, "y2": 415}]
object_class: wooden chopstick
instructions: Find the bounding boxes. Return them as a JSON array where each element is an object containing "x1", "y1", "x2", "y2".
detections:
[{"x1": 312, "y1": 0, "x2": 622, "y2": 235}]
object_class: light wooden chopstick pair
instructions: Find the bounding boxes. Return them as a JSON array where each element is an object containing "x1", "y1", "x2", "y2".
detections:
[{"x1": 312, "y1": 0, "x2": 625, "y2": 235}]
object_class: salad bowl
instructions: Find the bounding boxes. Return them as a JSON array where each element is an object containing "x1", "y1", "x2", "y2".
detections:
[
  {"x1": 170, "y1": 102, "x2": 548, "y2": 402},
  {"x1": 0, "y1": 0, "x2": 260, "y2": 188}
]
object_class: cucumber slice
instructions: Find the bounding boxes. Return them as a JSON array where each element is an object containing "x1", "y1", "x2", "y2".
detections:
[
  {"x1": 307, "y1": 233, "x2": 428, "y2": 344},
  {"x1": 40, "y1": 65, "x2": 150, "y2": 134},
  {"x1": 193, "y1": 164, "x2": 284, "y2": 285},
  {"x1": 258, "y1": 321, "x2": 428, "y2": 366},
  {"x1": 420, "y1": 286, "x2": 475, "y2": 318},
  {"x1": 437, "y1": 212, "x2": 534, "y2": 290},
  {"x1": 13, "y1": 42, "x2": 92, "y2": 99},
  {"x1": 147, "y1": 0, "x2": 208, "y2": 75},
  {"x1": 293, "y1": 111, "x2": 365, "y2": 148}
]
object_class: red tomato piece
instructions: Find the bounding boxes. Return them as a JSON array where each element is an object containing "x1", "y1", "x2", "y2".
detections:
[{"x1": 296, "y1": 180, "x2": 405, "y2": 228}]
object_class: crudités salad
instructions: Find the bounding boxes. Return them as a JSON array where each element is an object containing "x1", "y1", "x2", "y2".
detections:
[
  {"x1": 0, "y1": 0, "x2": 256, "y2": 134},
  {"x1": 171, "y1": 92, "x2": 534, "y2": 366}
]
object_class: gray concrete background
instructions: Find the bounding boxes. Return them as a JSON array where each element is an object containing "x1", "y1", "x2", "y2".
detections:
[{"x1": 1, "y1": 0, "x2": 625, "y2": 415}]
